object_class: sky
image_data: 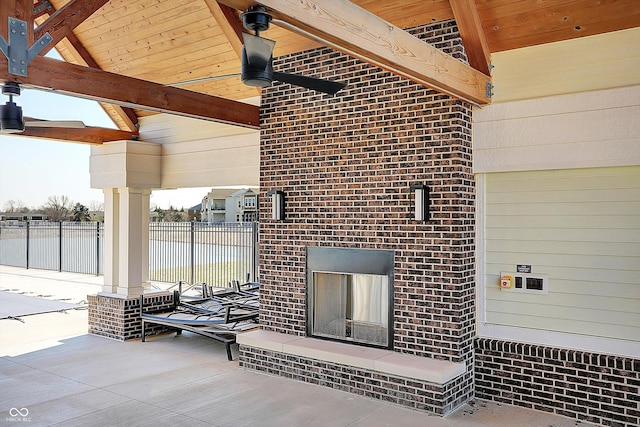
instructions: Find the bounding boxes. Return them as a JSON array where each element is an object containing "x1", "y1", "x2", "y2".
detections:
[{"x1": 0, "y1": 57, "x2": 211, "y2": 212}]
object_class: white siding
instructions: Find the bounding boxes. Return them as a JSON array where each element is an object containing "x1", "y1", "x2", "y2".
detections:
[
  {"x1": 473, "y1": 85, "x2": 640, "y2": 173},
  {"x1": 139, "y1": 113, "x2": 259, "y2": 189},
  {"x1": 490, "y1": 27, "x2": 640, "y2": 103},
  {"x1": 483, "y1": 167, "x2": 640, "y2": 342}
]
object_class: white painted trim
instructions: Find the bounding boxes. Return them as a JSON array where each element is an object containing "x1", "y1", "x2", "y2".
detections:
[
  {"x1": 475, "y1": 174, "x2": 486, "y2": 325},
  {"x1": 473, "y1": 86, "x2": 640, "y2": 174},
  {"x1": 477, "y1": 323, "x2": 640, "y2": 359}
]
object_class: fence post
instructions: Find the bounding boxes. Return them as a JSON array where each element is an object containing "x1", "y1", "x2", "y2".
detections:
[
  {"x1": 59, "y1": 221, "x2": 63, "y2": 272},
  {"x1": 190, "y1": 221, "x2": 195, "y2": 285},
  {"x1": 26, "y1": 221, "x2": 30, "y2": 269},
  {"x1": 252, "y1": 221, "x2": 259, "y2": 282},
  {"x1": 96, "y1": 221, "x2": 101, "y2": 276}
]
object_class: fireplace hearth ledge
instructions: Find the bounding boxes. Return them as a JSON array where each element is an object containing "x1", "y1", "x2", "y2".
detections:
[{"x1": 238, "y1": 330, "x2": 466, "y2": 385}]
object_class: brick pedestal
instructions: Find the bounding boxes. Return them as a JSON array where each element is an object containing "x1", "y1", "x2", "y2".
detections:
[{"x1": 88, "y1": 292, "x2": 174, "y2": 341}]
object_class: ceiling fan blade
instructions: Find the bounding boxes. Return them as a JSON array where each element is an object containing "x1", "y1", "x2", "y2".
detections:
[
  {"x1": 242, "y1": 32, "x2": 275, "y2": 69},
  {"x1": 273, "y1": 72, "x2": 347, "y2": 96},
  {"x1": 24, "y1": 117, "x2": 86, "y2": 129}
]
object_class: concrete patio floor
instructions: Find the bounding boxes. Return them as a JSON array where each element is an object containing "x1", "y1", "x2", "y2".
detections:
[{"x1": 0, "y1": 266, "x2": 597, "y2": 427}]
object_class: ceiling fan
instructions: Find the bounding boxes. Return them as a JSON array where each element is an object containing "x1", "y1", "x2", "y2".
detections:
[
  {"x1": 0, "y1": 82, "x2": 85, "y2": 134},
  {"x1": 172, "y1": 6, "x2": 346, "y2": 96}
]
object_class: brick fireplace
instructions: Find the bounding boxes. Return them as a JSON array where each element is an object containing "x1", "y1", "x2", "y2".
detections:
[{"x1": 238, "y1": 20, "x2": 475, "y2": 415}]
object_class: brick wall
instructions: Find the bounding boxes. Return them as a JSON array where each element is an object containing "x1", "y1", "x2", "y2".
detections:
[
  {"x1": 476, "y1": 339, "x2": 640, "y2": 427},
  {"x1": 88, "y1": 292, "x2": 174, "y2": 340},
  {"x1": 251, "y1": 20, "x2": 476, "y2": 412}
]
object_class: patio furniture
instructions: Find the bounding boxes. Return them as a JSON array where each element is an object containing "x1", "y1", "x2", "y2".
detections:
[{"x1": 140, "y1": 290, "x2": 259, "y2": 360}]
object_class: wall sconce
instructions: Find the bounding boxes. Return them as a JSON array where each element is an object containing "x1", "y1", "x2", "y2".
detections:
[
  {"x1": 410, "y1": 184, "x2": 429, "y2": 222},
  {"x1": 267, "y1": 190, "x2": 285, "y2": 221}
]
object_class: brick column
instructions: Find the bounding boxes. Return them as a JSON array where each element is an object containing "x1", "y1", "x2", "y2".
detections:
[{"x1": 89, "y1": 140, "x2": 162, "y2": 339}]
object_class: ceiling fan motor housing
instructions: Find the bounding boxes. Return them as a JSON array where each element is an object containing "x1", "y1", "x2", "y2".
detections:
[
  {"x1": 241, "y1": 6, "x2": 272, "y2": 33},
  {"x1": 0, "y1": 101, "x2": 25, "y2": 133},
  {"x1": 241, "y1": 47, "x2": 273, "y2": 87},
  {"x1": 0, "y1": 82, "x2": 25, "y2": 132},
  {"x1": 2, "y1": 82, "x2": 21, "y2": 97}
]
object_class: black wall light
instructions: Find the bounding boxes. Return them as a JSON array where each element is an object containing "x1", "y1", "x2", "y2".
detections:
[
  {"x1": 267, "y1": 190, "x2": 285, "y2": 221},
  {"x1": 410, "y1": 184, "x2": 429, "y2": 222}
]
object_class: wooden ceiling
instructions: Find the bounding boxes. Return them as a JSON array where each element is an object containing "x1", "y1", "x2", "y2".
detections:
[{"x1": 1, "y1": 0, "x2": 639, "y2": 143}]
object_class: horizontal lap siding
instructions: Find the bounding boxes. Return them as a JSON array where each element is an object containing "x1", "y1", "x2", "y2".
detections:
[
  {"x1": 484, "y1": 166, "x2": 640, "y2": 342},
  {"x1": 139, "y1": 114, "x2": 260, "y2": 188}
]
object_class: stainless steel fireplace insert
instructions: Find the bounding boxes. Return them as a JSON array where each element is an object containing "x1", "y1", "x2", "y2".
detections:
[{"x1": 306, "y1": 247, "x2": 394, "y2": 349}]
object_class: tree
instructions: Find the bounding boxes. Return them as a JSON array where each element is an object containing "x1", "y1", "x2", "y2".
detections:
[
  {"x1": 167, "y1": 209, "x2": 187, "y2": 222},
  {"x1": 42, "y1": 195, "x2": 73, "y2": 222},
  {"x1": 153, "y1": 207, "x2": 166, "y2": 222},
  {"x1": 87, "y1": 200, "x2": 104, "y2": 221},
  {"x1": 71, "y1": 203, "x2": 90, "y2": 222},
  {"x1": 3, "y1": 199, "x2": 29, "y2": 212}
]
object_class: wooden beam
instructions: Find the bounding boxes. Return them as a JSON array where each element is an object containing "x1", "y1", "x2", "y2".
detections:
[
  {"x1": 60, "y1": 30, "x2": 140, "y2": 131},
  {"x1": 0, "y1": 55, "x2": 260, "y2": 128},
  {"x1": 450, "y1": 0, "x2": 491, "y2": 75},
  {"x1": 0, "y1": 0, "x2": 33, "y2": 44},
  {"x1": 207, "y1": 1, "x2": 245, "y2": 57},
  {"x1": 218, "y1": 0, "x2": 491, "y2": 104},
  {"x1": 205, "y1": 1, "x2": 261, "y2": 95},
  {"x1": 20, "y1": 126, "x2": 138, "y2": 145},
  {"x1": 19, "y1": 3, "x2": 139, "y2": 132},
  {"x1": 35, "y1": 0, "x2": 109, "y2": 57}
]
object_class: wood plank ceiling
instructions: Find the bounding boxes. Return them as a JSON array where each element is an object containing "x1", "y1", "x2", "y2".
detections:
[{"x1": 0, "y1": 0, "x2": 639, "y2": 143}]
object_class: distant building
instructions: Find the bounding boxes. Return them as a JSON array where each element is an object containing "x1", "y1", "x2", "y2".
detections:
[
  {"x1": 0, "y1": 212, "x2": 49, "y2": 222},
  {"x1": 200, "y1": 188, "x2": 258, "y2": 223},
  {"x1": 226, "y1": 188, "x2": 258, "y2": 222},
  {"x1": 187, "y1": 204, "x2": 202, "y2": 222},
  {"x1": 201, "y1": 189, "x2": 232, "y2": 223}
]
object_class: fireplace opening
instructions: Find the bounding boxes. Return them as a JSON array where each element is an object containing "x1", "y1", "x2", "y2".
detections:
[{"x1": 307, "y1": 247, "x2": 394, "y2": 349}]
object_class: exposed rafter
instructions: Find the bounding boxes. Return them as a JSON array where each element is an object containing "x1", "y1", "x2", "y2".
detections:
[
  {"x1": 34, "y1": 0, "x2": 108, "y2": 57},
  {"x1": 29, "y1": 0, "x2": 139, "y2": 132},
  {"x1": 205, "y1": 0, "x2": 261, "y2": 95},
  {"x1": 19, "y1": 125, "x2": 138, "y2": 145},
  {"x1": 0, "y1": 55, "x2": 260, "y2": 128},
  {"x1": 61, "y1": 31, "x2": 140, "y2": 131},
  {"x1": 33, "y1": 1, "x2": 55, "y2": 19},
  {"x1": 207, "y1": 1, "x2": 246, "y2": 58},
  {"x1": 450, "y1": 0, "x2": 491, "y2": 76},
  {"x1": 218, "y1": 0, "x2": 492, "y2": 104}
]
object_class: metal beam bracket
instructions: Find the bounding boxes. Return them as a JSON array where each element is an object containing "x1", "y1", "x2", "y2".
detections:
[
  {"x1": 34, "y1": 0, "x2": 56, "y2": 17},
  {"x1": 485, "y1": 81, "x2": 494, "y2": 98},
  {"x1": 0, "y1": 18, "x2": 52, "y2": 77}
]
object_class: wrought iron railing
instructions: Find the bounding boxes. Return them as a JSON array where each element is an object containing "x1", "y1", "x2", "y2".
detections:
[
  {"x1": 149, "y1": 222, "x2": 259, "y2": 286},
  {"x1": 0, "y1": 221, "x2": 259, "y2": 285},
  {"x1": 0, "y1": 221, "x2": 103, "y2": 275}
]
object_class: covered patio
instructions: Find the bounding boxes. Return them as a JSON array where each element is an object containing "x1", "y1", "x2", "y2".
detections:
[
  {"x1": 1, "y1": 1, "x2": 638, "y2": 425},
  {"x1": 0, "y1": 266, "x2": 597, "y2": 427}
]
